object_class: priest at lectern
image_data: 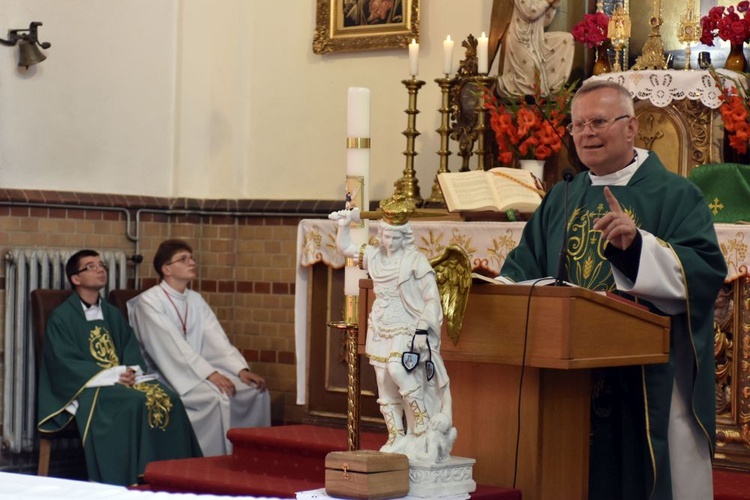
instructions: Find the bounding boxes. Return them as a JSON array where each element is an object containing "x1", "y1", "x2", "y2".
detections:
[{"x1": 497, "y1": 80, "x2": 726, "y2": 500}]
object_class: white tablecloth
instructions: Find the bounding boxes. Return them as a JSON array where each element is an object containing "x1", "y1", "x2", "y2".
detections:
[
  {"x1": 0, "y1": 472, "x2": 283, "y2": 500},
  {"x1": 294, "y1": 219, "x2": 750, "y2": 404}
]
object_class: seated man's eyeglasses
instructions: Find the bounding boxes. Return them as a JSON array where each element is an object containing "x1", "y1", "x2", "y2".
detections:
[
  {"x1": 74, "y1": 262, "x2": 108, "y2": 274},
  {"x1": 566, "y1": 115, "x2": 631, "y2": 135},
  {"x1": 166, "y1": 255, "x2": 196, "y2": 266}
]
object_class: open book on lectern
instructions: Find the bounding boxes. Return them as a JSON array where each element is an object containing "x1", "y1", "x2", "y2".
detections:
[{"x1": 471, "y1": 273, "x2": 578, "y2": 287}]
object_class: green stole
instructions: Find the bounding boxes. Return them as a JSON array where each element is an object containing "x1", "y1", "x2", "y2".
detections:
[{"x1": 501, "y1": 153, "x2": 726, "y2": 499}]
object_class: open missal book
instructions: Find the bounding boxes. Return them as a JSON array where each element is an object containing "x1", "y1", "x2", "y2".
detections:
[{"x1": 438, "y1": 167, "x2": 544, "y2": 213}]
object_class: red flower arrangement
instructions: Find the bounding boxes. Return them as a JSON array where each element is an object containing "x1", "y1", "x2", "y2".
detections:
[
  {"x1": 700, "y1": 2, "x2": 750, "y2": 46},
  {"x1": 484, "y1": 71, "x2": 574, "y2": 166},
  {"x1": 710, "y1": 68, "x2": 750, "y2": 154},
  {"x1": 572, "y1": 12, "x2": 610, "y2": 48}
]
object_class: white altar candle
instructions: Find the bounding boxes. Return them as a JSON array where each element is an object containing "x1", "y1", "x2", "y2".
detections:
[
  {"x1": 443, "y1": 35, "x2": 454, "y2": 75},
  {"x1": 409, "y1": 38, "x2": 419, "y2": 76},
  {"x1": 345, "y1": 87, "x2": 371, "y2": 296},
  {"x1": 347, "y1": 87, "x2": 370, "y2": 139},
  {"x1": 477, "y1": 32, "x2": 489, "y2": 74}
]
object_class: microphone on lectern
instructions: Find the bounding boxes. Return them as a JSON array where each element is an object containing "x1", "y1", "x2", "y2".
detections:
[
  {"x1": 554, "y1": 167, "x2": 577, "y2": 286},
  {"x1": 521, "y1": 94, "x2": 580, "y2": 286}
]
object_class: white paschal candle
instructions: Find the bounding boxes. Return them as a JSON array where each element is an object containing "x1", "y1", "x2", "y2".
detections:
[
  {"x1": 477, "y1": 32, "x2": 489, "y2": 74},
  {"x1": 443, "y1": 35, "x2": 454, "y2": 75},
  {"x1": 408, "y1": 38, "x2": 419, "y2": 76},
  {"x1": 345, "y1": 87, "x2": 371, "y2": 296}
]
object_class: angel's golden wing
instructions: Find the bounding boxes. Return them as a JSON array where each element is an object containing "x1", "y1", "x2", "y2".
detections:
[{"x1": 430, "y1": 245, "x2": 472, "y2": 346}]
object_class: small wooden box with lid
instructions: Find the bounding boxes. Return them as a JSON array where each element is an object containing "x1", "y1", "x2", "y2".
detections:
[{"x1": 325, "y1": 450, "x2": 410, "y2": 499}]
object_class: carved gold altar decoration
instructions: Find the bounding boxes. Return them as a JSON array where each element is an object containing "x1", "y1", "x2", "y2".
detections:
[
  {"x1": 676, "y1": 5, "x2": 701, "y2": 71},
  {"x1": 608, "y1": 4, "x2": 631, "y2": 72},
  {"x1": 715, "y1": 276, "x2": 750, "y2": 470},
  {"x1": 449, "y1": 35, "x2": 483, "y2": 173},
  {"x1": 634, "y1": 97, "x2": 718, "y2": 176},
  {"x1": 631, "y1": 0, "x2": 667, "y2": 70}
]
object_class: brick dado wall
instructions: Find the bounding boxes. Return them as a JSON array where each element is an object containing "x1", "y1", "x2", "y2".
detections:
[{"x1": 0, "y1": 189, "x2": 338, "y2": 430}]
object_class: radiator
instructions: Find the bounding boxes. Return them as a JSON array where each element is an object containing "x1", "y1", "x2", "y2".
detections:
[{"x1": 2, "y1": 248, "x2": 127, "y2": 453}]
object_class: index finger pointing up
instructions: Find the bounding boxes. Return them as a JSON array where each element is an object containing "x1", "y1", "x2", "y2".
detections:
[{"x1": 603, "y1": 186, "x2": 623, "y2": 214}]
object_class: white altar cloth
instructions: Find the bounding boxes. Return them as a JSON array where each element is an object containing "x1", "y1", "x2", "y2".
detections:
[
  {"x1": 294, "y1": 219, "x2": 750, "y2": 404},
  {"x1": 0, "y1": 471, "x2": 283, "y2": 499},
  {"x1": 588, "y1": 69, "x2": 742, "y2": 108}
]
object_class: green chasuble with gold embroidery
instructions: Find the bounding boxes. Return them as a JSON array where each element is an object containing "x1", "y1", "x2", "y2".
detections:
[
  {"x1": 501, "y1": 153, "x2": 726, "y2": 500},
  {"x1": 37, "y1": 293, "x2": 202, "y2": 486}
]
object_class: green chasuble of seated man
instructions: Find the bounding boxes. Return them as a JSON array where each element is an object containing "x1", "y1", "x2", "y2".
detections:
[{"x1": 37, "y1": 293, "x2": 202, "y2": 486}]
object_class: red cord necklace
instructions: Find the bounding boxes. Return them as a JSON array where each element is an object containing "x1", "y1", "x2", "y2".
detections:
[{"x1": 161, "y1": 285, "x2": 188, "y2": 335}]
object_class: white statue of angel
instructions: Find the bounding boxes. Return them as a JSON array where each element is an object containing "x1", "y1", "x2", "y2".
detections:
[{"x1": 329, "y1": 197, "x2": 459, "y2": 463}]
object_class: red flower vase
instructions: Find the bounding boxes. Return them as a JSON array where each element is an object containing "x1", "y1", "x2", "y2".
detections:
[
  {"x1": 725, "y1": 43, "x2": 747, "y2": 72},
  {"x1": 593, "y1": 44, "x2": 612, "y2": 76}
]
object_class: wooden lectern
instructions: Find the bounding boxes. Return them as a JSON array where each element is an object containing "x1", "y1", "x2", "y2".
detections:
[{"x1": 358, "y1": 280, "x2": 670, "y2": 500}]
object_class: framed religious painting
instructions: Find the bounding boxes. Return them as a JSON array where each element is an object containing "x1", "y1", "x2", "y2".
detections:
[{"x1": 313, "y1": 0, "x2": 420, "y2": 54}]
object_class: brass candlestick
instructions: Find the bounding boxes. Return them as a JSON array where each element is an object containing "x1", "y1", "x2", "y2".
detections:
[
  {"x1": 394, "y1": 76, "x2": 426, "y2": 206},
  {"x1": 426, "y1": 75, "x2": 458, "y2": 206},
  {"x1": 677, "y1": 5, "x2": 701, "y2": 70},
  {"x1": 474, "y1": 75, "x2": 495, "y2": 171},
  {"x1": 327, "y1": 313, "x2": 360, "y2": 452}
]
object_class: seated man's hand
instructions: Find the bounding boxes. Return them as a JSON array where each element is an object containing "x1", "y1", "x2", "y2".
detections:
[
  {"x1": 207, "y1": 371, "x2": 236, "y2": 396},
  {"x1": 239, "y1": 369, "x2": 267, "y2": 392},
  {"x1": 118, "y1": 368, "x2": 136, "y2": 387}
]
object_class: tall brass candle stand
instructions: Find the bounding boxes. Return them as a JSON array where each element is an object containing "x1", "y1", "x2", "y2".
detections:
[
  {"x1": 395, "y1": 77, "x2": 426, "y2": 206},
  {"x1": 426, "y1": 75, "x2": 457, "y2": 206},
  {"x1": 327, "y1": 295, "x2": 360, "y2": 451},
  {"x1": 474, "y1": 75, "x2": 495, "y2": 171}
]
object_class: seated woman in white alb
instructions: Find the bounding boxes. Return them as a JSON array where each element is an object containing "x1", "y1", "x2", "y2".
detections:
[{"x1": 128, "y1": 239, "x2": 271, "y2": 456}]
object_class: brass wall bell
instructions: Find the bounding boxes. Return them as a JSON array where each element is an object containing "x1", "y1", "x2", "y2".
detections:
[{"x1": 0, "y1": 22, "x2": 51, "y2": 69}]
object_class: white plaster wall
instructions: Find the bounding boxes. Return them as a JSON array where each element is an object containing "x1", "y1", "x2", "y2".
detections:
[{"x1": 0, "y1": 0, "x2": 494, "y2": 200}]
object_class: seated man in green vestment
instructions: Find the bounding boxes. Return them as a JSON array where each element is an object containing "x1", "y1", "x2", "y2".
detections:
[
  {"x1": 498, "y1": 80, "x2": 726, "y2": 500},
  {"x1": 37, "y1": 250, "x2": 202, "y2": 486}
]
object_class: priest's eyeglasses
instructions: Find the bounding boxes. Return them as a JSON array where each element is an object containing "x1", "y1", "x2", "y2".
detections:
[
  {"x1": 74, "y1": 262, "x2": 108, "y2": 274},
  {"x1": 566, "y1": 115, "x2": 630, "y2": 135},
  {"x1": 166, "y1": 255, "x2": 196, "y2": 266}
]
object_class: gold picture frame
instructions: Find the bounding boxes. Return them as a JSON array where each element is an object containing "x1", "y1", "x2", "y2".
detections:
[{"x1": 313, "y1": 0, "x2": 420, "y2": 55}]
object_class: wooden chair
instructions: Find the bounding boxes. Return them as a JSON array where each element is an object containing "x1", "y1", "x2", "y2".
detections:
[
  {"x1": 30, "y1": 289, "x2": 77, "y2": 476},
  {"x1": 107, "y1": 289, "x2": 141, "y2": 323}
]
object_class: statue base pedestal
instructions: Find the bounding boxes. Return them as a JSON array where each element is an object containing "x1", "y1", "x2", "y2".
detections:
[{"x1": 408, "y1": 456, "x2": 477, "y2": 497}]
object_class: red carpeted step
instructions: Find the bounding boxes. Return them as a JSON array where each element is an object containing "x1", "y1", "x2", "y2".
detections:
[
  {"x1": 144, "y1": 455, "x2": 319, "y2": 498},
  {"x1": 143, "y1": 425, "x2": 521, "y2": 498},
  {"x1": 713, "y1": 468, "x2": 750, "y2": 500},
  {"x1": 228, "y1": 424, "x2": 387, "y2": 481}
]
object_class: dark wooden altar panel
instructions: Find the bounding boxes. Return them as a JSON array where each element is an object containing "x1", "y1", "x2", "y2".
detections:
[{"x1": 305, "y1": 263, "x2": 383, "y2": 428}]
